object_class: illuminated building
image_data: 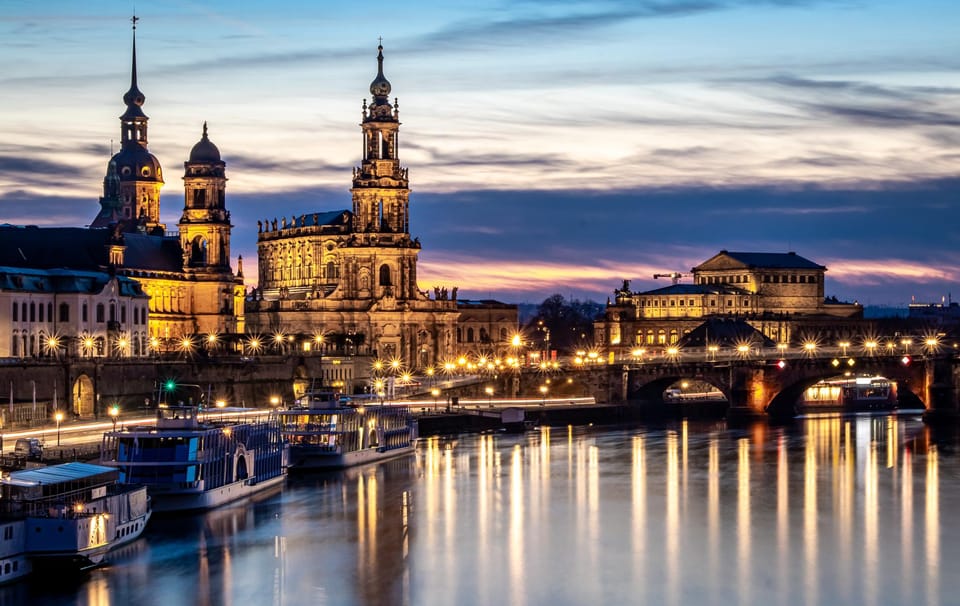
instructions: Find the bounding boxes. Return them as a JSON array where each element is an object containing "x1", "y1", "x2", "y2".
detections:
[
  {"x1": 597, "y1": 250, "x2": 863, "y2": 351},
  {"x1": 0, "y1": 21, "x2": 244, "y2": 350},
  {"x1": 244, "y1": 44, "x2": 464, "y2": 367}
]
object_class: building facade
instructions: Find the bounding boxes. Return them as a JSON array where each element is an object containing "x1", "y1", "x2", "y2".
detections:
[
  {"x1": 0, "y1": 23, "x2": 244, "y2": 357},
  {"x1": 245, "y1": 45, "x2": 461, "y2": 369},
  {"x1": 91, "y1": 24, "x2": 244, "y2": 343},
  {"x1": 0, "y1": 265, "x2": 149, "y2": 358},
  {"x1": 597, "y1": 250, "x2": 863, "y2": 354}
]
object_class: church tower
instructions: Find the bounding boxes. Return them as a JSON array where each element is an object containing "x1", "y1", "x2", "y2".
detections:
[
  {"x1": 179, "y1": 123, "x2": 231, "y2": 271},
  {"x1": 93, "y1": 17, "x2": 164, "y2": 231},
  {"x1": 345, "y1": 43, "x2": 420, "y2": 300},
  {"x1": 351, "y1": 43, "x2": 410, "y2": 236}
]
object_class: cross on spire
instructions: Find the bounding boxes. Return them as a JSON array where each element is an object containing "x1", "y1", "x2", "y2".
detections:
[
  {"x1": 131, "y1": 14, "x2": 139, "y2": 30},
  {"x1": 378, "y1": 36, "x2": 382, "y2": 46}
]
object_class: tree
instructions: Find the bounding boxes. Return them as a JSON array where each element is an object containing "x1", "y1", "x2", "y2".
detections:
[{"x1": 525, "y1": 294, "x2": 604, "y2": 354}]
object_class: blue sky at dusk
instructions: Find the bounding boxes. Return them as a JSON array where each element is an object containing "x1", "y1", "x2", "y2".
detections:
[{"x1": 1, "y1": 0, "x2": 959, "y2": 305}]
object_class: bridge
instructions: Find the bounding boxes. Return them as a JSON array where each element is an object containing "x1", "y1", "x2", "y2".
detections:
[{"x1": 618, "y1": 352, "x2": 956, "y2": 421}]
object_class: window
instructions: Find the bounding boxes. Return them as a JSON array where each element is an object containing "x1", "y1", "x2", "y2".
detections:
[
  {"x1": 12, "y1": 302, "x2": 17, "y2": 322},
  {"x1": 38, "y1": 304, "x2": 43, "y2": 323},
  {"x1": 96, "y1": 303, "x2": 105, "y2": 323},
  {"x1": 109, "y1": 304, "x2": 116, "y2": 323},
  {"x1": 59, "y1": 303, "x2": 69, "y2": 323},
  {"x1": 120, "y1": 306, "x2": 126, "y2": 324},
  {"x1": 82, "y1": 303, "x2": 88, "y2": 323},
  {"x1": 29, "y1": 302, "x2": 35, "y2": 322},
  {"x1": 467, "y1": 328, "x2": 475, "y2": 343},
  {"x1": 47, "y1": 302, "x2": 52, "y2": 321},
  {"x1": 379, "y1": 264, "x2": 392, "y2": 287},
  {"x1": 21, "y1": 302, "x2": 26, "y2": 322}
]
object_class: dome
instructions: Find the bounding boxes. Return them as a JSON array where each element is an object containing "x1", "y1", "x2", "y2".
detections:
[
  {"x1": 188, "y1": 123, "x2": 221, "y2": 163},
  {"x1": 111, "y1": 146, "x2": 164, "y2": 184}
]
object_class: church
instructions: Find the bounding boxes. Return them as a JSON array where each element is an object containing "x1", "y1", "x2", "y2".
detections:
[
  {"x1": 243, "y1": 44, "x2": 461, "y2": 368},
  {"x1": 0, "y1": 21, "x2": 516, "y2": 369},
  {"x1": 0, "y1": 21, "x2": 244, "y2": 358}
]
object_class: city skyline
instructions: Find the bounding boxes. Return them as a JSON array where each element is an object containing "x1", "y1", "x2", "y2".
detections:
[{"x1": 1, "y1": 1, "x2": 959, "y2": 305}]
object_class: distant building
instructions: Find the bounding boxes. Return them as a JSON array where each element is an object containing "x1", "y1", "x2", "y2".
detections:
[{"x1": 597, "y1": 250, "x2": 862, "y2": 352}]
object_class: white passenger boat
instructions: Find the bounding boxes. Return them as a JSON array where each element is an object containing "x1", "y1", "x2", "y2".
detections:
[
  {"x1": 279, "y1": 391, "x2": 417, "y2": 471},
  {"x1": 0, "y1": 462, "x2": 151, "y2": 572},
  {"x1": 100, "y1": 406, "x2": 286, "y2": 513}
]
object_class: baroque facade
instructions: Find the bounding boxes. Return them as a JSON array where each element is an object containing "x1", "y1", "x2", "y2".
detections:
[
  {"x1": 89, "y1": 23, "x2": 244, "y2": 342},
  {"x1": 597, "y1": 250, "x2": 863, "y2": 354},
  {"x1": 0, "y1": 22, "x2": 244, "y2": 357},
  {"x1": 244, "y1": 45, "x2": 461, "y2": 368}
]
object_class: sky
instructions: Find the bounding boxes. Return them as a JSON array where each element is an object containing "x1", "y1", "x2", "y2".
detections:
[{"x1": 1, "y1": 0, "x2": 959, "y2": 306}]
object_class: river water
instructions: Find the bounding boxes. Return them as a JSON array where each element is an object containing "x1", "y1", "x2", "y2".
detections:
[{"x1": 5, "y1": 414, "x2": 958, "y2": 606}]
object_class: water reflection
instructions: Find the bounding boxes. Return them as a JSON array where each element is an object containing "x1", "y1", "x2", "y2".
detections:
[{"x1": 7, "y1": 415, "x2": 958, "y2": 606}]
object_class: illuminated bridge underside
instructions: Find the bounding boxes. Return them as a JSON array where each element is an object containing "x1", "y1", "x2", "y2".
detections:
[{"x1": 624, "y1": 355, "x2": 950, "y2": 418}]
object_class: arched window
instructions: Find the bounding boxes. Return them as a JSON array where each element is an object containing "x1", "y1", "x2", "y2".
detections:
[
  {"x1": 191, "y1": 236, "x2": 207, "y2": 265},
  {"x1": 109, "y1": 304, "x2": 116, "y2": 323},
  {"x1": 96, "y1": 303, "x2": 105, "y2": 323},
  {"x1": 29, "y1": 302, "x2": 35, "y2": 322},
  {"x1": 59, "y1": 303, "x2": 69, "y2": 322},
  {"x1": 12, "y1": 302, "x2": 18, "y2": 323},
  {"x1": 379, "y1": 264, "x2": 392, "y2": 287},
  {"x1": 47, "y1": 302, "x2": 52, "y2": 321},
  {"x1": 467, "y1": 328, "x2": 474, "y2": 343},
  {"x1": 11, "y1": 331, "x2": 18, "y2": 356},
  {"x1": 82, "y1": 302, "x2": 88, "y2": 322},
  {"x1": 120, "y1": 306, "x2": 126, "y2": 324},
  {"x1": 326, "y1": 261, "x2": 337, "y2": 280}
]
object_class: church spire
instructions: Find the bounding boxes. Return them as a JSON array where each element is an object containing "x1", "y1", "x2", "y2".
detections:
[{"x1": 120, "y1": 15, "x2": 148, "y2": 148}]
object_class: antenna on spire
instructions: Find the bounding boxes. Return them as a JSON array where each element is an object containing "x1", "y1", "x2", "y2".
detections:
[
  {"x1": 378, "y1": 36, "x2": 383, "y2": 46},
  {"x1": 131, "y1": 13, "x2": 139, "y2": 30}
]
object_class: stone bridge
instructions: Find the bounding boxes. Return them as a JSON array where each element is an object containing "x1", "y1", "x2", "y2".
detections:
[{"x1": 622, "y1": 354, "x2": 957, "y2": 421}]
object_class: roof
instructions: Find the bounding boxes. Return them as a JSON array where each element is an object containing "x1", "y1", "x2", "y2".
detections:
[
  {"x1": 0, "y1": 225, "x2": 110, "y2": 270},
  {"x1": 0, "y1": 265, "x2": 147, "y2": 297},
  {"x1": 5, "y1": 462, "x2": 117, "y2": 486},
  {"x1": 677, "y1": 318, "x2": 776, "y2": 348},
  {"x1": 638, "y1": 284, "x2": 751, "y2": 296},
  {"x1": 457, "y1": 299, "x2": 518, "y2": 308},
  {"x1": 121, "y1": 232, "x2": 184, "y2": 273},
  {"x1": 695, "y1": 250, "x2": 825, "y2": 271}
]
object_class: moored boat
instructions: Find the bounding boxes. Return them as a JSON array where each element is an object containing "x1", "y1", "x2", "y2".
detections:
[
  {"x1": 279, "y1": 390, "x2": 417, "y2": 471},
  {"x1": 100, "y1": 406, "x2": 286, "y2": 512},
  {"x1": 0, "y1": 462, "x2": 151, "y2": 573}
]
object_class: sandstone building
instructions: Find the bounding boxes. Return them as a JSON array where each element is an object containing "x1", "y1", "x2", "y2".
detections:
[
  {"x1": 597, "y1": 250, "x2": 863, "y2": 354},
  {"x1": 244, "y1": 45, "x2": 465, "y2": 368}
]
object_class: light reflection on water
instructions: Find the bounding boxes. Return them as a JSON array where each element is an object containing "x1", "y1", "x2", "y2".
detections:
[{"x1": 5, "y1": 415, "x2": 958, "y2": 606}]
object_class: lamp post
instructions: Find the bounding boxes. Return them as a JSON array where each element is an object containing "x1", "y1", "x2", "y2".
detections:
[
  {"x1": 109, "y1": 405, "x2": 119, "y2": 431},
  {"x1": 485, "y1": 386, "x2": 494, "y2": 408},
  {"x1": 54, "y1": 410, "x2": 64, "y2": 446},
  {"x1": 539, "y1": 385, "x2": 548, "y2": 407},
  {"x1": 431, "y1": 388, "x2": 440, "y2": 411}
]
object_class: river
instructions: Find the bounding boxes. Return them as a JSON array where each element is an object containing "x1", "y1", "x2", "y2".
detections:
[{"x1": 5, "y1": 414, "x2": 958, "y2": 606}]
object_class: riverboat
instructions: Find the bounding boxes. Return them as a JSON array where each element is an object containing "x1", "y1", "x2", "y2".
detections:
[
  {"x1": 279, "y1": 390, "x2": 417, "y2": 471},
  {"x1": 100, "y1": 406, "x2": 286, "y2": 512},
  {"x1": 798, "y1": 375, "x2": 897, "y2": 413},
  {"x1": 0, "y1": 462, "x2": 151, "y2": 573}
]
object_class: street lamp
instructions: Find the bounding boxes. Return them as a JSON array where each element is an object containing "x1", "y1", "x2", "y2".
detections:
[
  {"x1": 54, "y1": 410, "x2": 64, "y2": 446},
  {"x1": 539, "y1": 385, "x2": 548, "y2": 406},
  {"x1": 109, "y1": 405, "x2": 119, "y2": 431},
  {"x1": 485, "y1": 386, "x2": 494, "y2": 408},
  {"x1": 431, "y1": 388, "x2": 440, "y2": 411}
]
